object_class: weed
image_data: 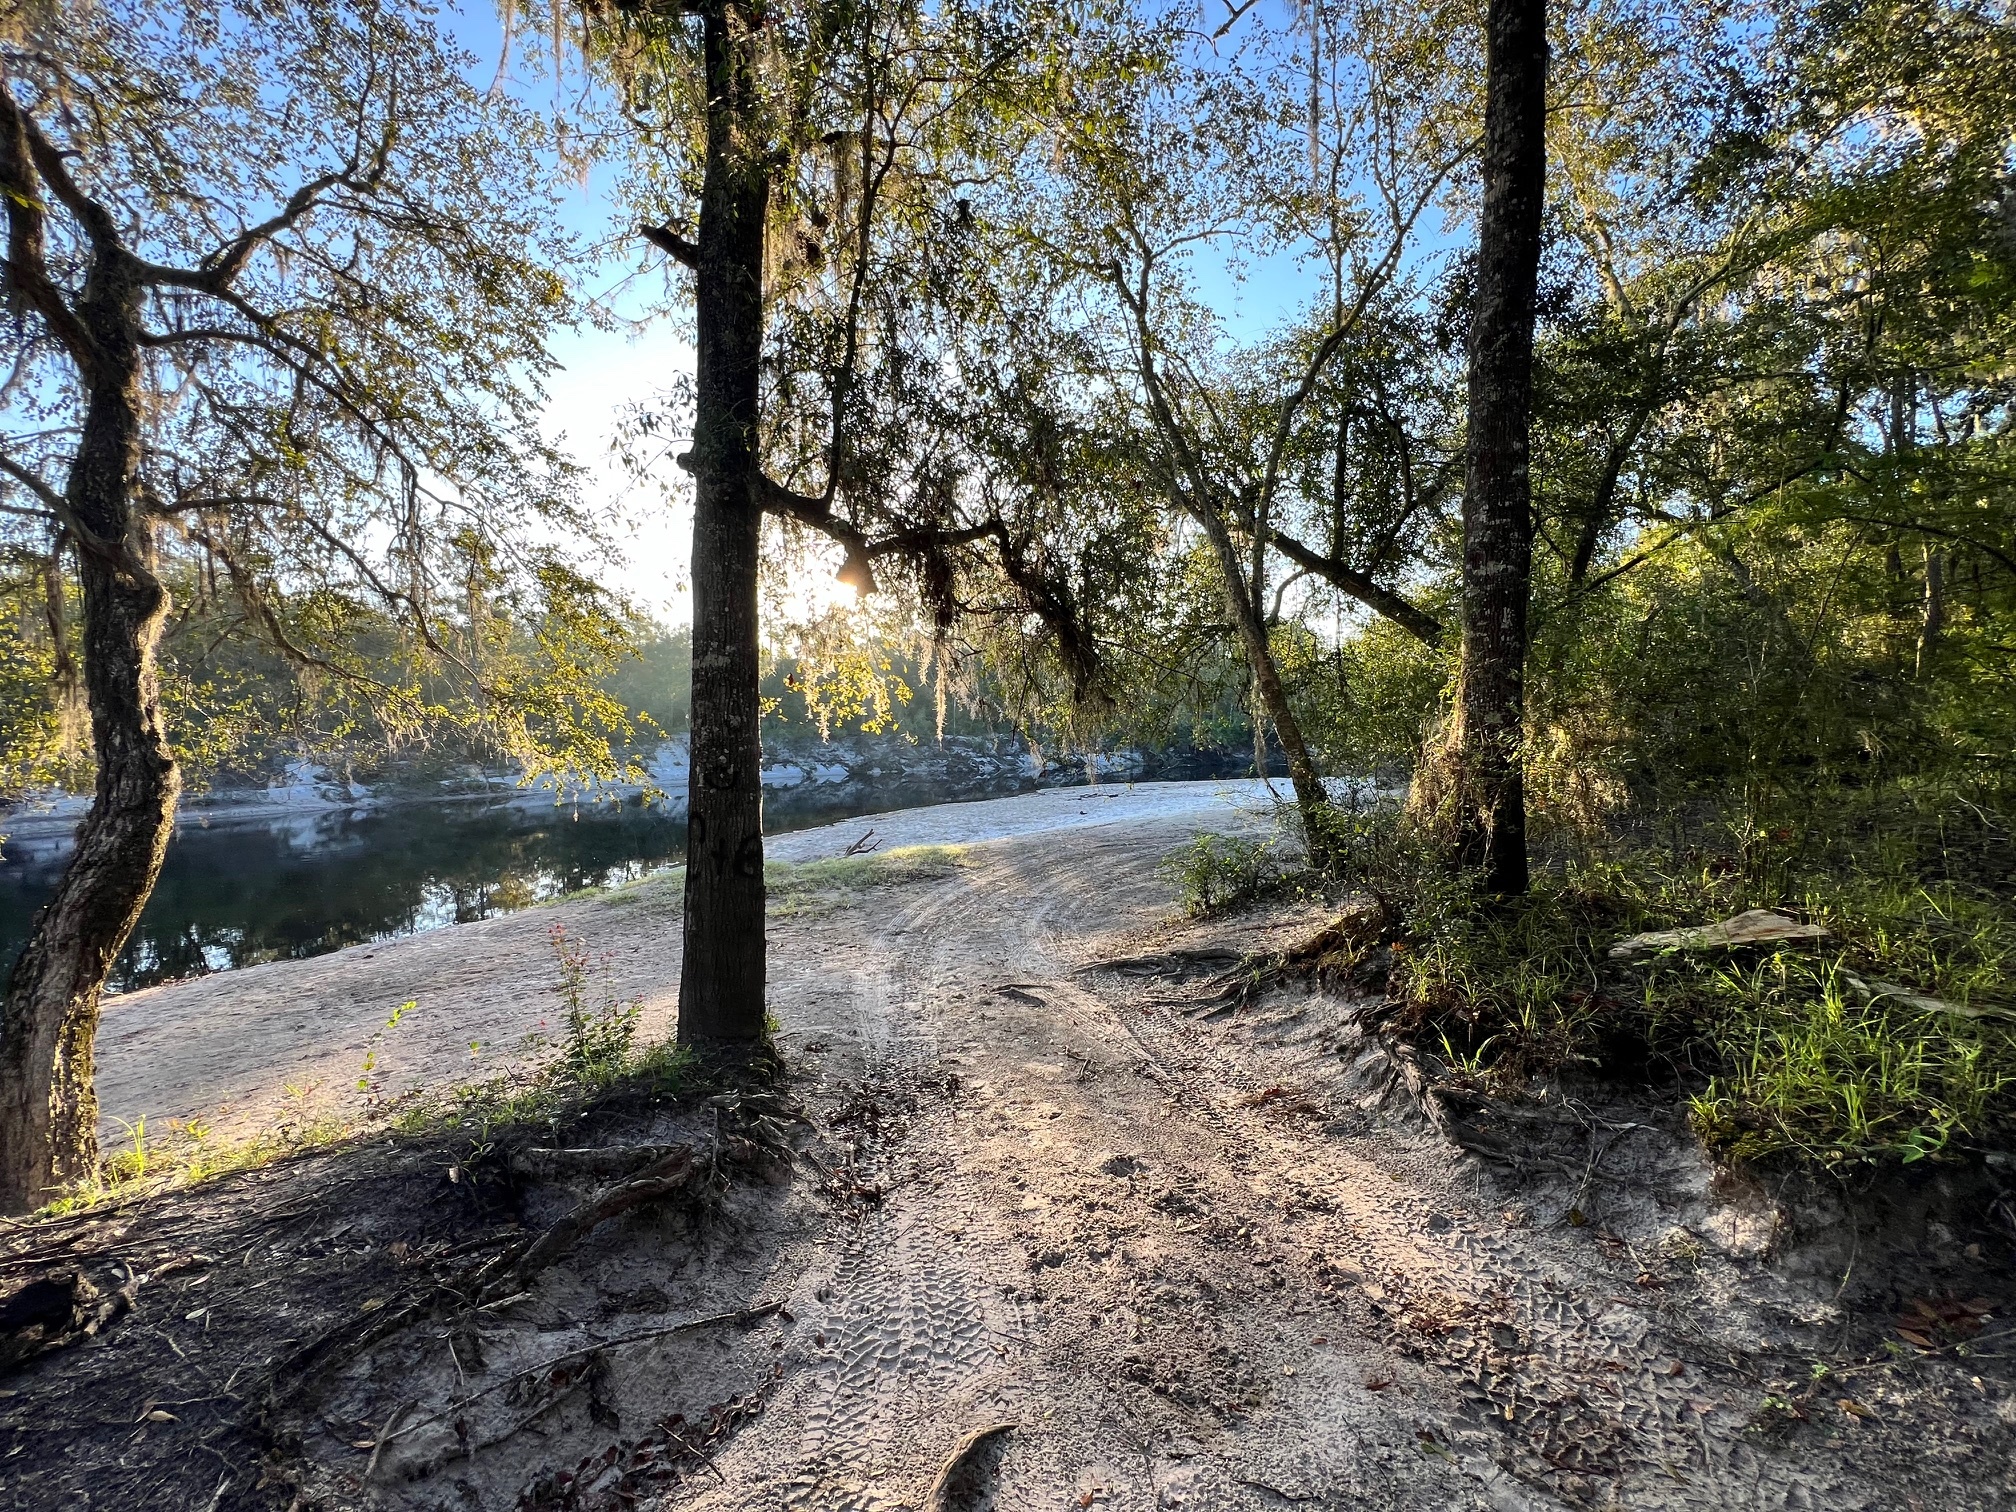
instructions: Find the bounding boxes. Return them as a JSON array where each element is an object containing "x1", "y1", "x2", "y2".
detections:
[
  {"x1": 549, "y1": 923, "x2": 641, "y2": 1086},
  {"x1": 1161, "y1": 833, "x2": 1284, "y2": 917}
]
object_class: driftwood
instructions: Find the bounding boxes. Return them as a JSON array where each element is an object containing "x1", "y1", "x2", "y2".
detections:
[{"x1": 926, "y1": 1421, "x2": 1016, "y2": 1512}]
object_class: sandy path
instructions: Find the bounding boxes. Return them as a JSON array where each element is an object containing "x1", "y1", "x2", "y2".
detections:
[
  {"x1": 239, "y1": 794, "x2": 2016, "y2": 1512},
  {"x1": 92, "y1": 779, "x2": 1279, "y2": 1141},
  {"x1": 650, "y1": 820, "x2": 1889, "y2": 1511},
  {"x1": 97, "y1": 783, "x2": 2002, "y2": 1510}
]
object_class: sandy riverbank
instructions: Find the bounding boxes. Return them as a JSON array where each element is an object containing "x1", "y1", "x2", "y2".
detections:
[{"x1": 93, "y1": 779, "x2": 1282, "y2": 1141}]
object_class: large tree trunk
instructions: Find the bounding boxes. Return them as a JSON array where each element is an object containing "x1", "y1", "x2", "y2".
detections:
[
  {"x1": 0, "y1": 259, "x2": 179, "y2": 1212},
  {"x1": 677, "y1": 0, "x2": 771, "y2": 1048},
  {"x1": 1447, "y1": 0, "x2": 1547, "y2": 896}
]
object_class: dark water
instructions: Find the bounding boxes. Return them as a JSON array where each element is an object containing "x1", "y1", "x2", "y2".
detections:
[{"x1": 0, "y1": 777, "x2": 1034, "y2": 993}]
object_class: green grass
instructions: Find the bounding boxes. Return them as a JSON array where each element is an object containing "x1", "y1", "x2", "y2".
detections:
[
  {"x1": 1286, "y1": 789, "x2": 2016, "y2": 1171},
  {"x1": 763, "y1": 843, "x2": 972, "y2": 916}
]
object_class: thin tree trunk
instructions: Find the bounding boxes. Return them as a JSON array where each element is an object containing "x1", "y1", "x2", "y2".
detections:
[
  {"x1": 1916, "y1": 544, "x2": 1944, "y2": 676},
  {"x1": 678, "y1": 0, "x2": 770, "y2": 1048},
  {"x1": 1193, "y1": 506, "x2": 1330, "y2": 846},
  {"x1": 0, "y1": 255, "x2": 178, "y2": 1211},
  {"x1": 1448, "y1": 0, "x2": 1547, "y2": 896}
]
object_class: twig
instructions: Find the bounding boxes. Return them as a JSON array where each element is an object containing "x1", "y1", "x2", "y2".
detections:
[
  {"x1": 361, "y1": 1401, "x2": 416, "y2": 1482},
  {"x1": 376, "y1": 1301, "x2": 787, "y2": 1450}
]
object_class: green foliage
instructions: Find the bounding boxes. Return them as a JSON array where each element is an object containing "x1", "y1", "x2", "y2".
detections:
[
  {"x1": 1160, "y1": 833, "x2": 1285, "y2": 917},
  {"x1": 0, "y1": 0, "x2": 642, "y2": 803},
  {"x1": 1281, "y1": 616, "x2": 1451, "y2": 779},
  {"x1": 1304, "y1": 785, "x2": 2016, "y2": 1171},
  {"x1": 602, "y1": 624, "x2": 692, "y2": 738},
  {"x1": 0, "y1": 607, "x2": 82, "y2": 801},
  {"x1": 547, "y1": 924, "x2": 643, "y2": 1088}
]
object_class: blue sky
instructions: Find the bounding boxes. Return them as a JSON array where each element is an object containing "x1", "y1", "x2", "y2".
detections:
[{"x1": 446, "y1": 0, "x2": 1340, "y2": 625}]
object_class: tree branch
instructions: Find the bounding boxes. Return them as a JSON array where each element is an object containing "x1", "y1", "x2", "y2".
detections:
[
  {"x1": 640, "y1": 223, "x2": 698, "y2": 270},
  {"x1": 1265, "y1": 528, "x2": 1444, "y2": 645},
  {"x1": 0, "y1": 80, "x2": 97, "y2": 373}
]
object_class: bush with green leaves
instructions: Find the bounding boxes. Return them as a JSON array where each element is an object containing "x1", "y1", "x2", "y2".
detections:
[
  {"x1": 1301, "y1": 788, "x2": 2016, "y2": 1170},
  {"x1": 1161, "y1": 833, "x2": 1286, "y2": 917}
]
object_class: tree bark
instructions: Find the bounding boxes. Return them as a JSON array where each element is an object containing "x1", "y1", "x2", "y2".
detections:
[
  {"x1": 1192, "y1": 504, "x2": 1330, "y2": 845},
  {"x1": 677, "y1": 0, "x2": 771, "y2": 1047},
  {"x1": 1448, "y1": 0, "x2": 1547, "y2": 896},
  {"x1": 0, "y1": 248, "x2": 178, "y2": 1211},
  {"x1": 1916, "y1": 543, "x2": 1944, "y2": 676}
]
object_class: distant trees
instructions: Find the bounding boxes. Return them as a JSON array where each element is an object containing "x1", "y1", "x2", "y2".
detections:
[{"x1": 0, "y1": 0, "x2": 624, "y2": 1211}]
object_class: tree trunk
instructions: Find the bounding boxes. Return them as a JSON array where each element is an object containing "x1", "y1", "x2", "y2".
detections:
[
  {"x1": 1194, "y1": 506, "x2": 1330, "y2": 846},
  {"x1": 678, "y1": 0, "x2": 771, "y2": 1048},
  {"x1": 0, "y1": 259, "x2": 178, "y2": 1212},
  {"x1": 1916, "y1": 544, "x2": 1944, "y2": 676},
  {"x1": 1447, "y1": 0, "x2": 1547, "y2": 896}
]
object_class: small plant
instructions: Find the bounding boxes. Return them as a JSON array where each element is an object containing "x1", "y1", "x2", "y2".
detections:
[
  {"x1": 1161, "y1": 833, "x2": 1282, "y2": 917},
  {"x1": 100, "y1": 1115, "x2": 150, "y2": 1183},
  {"x1": 357, "y1": 999, "x2": 420, "y2": 1101},
  {"x1": 549, "y1": 923, "x2": 642, "y2": 1086}
]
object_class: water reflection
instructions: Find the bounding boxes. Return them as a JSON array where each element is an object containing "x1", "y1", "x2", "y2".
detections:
[{"x1": 0, "y1": 777, "x2": 1030, "y2": 992}]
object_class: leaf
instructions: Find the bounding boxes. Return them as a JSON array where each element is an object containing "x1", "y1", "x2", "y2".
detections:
[{"x1": 144, "y1": 1410, "x2": 177, "y2": 1423}]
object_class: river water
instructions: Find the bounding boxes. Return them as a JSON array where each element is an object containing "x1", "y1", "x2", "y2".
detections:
[{"x1": 0, "y1": 775, "x2": 1041, "y2": 993}]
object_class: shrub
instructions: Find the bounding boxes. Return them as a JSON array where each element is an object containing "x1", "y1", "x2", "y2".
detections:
[
  {"x1": 1161, "y1": 833, "x2": 1284, "y2": 916},
  {"x1": 1297, "y1": 787, "x2": 2016, "y2": 1169},
  {"x1": 549, "y1": 923, "x2": 642, "y2": 1087}
]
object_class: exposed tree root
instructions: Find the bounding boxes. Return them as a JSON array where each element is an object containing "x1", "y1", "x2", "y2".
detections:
[
  {"x1": 0, "y1": 1249, "x2": 202, "y2": 1375},
  {"x1": 469, "y1": 1145, "x2": 700, "y2": 1301},
  {"x1": 364, "y1": 1301, "x2": 788, "y2": 1484},
  {"x1": 508, "y1": 1145, "x2": 688, "y2": 1181},
  {"x1": 1084, "y1": 900, "x2": 1395, "y2": 1019},
  {"x1": 268, "y1": 1091, "x2": 808, "y2": 1412}
]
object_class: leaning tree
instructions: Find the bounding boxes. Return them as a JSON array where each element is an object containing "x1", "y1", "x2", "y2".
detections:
[
  {"x1": 1038, "y1": 0, "x2": 1476, "y2": 850},
  {"x1": 0, "y1": 0, "x2": 628, "y2": 1210}
]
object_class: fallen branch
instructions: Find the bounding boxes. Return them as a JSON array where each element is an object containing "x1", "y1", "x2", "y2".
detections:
[{"x1": 927, "y1": 1421, "x2": 1016, "y2": 1512}]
